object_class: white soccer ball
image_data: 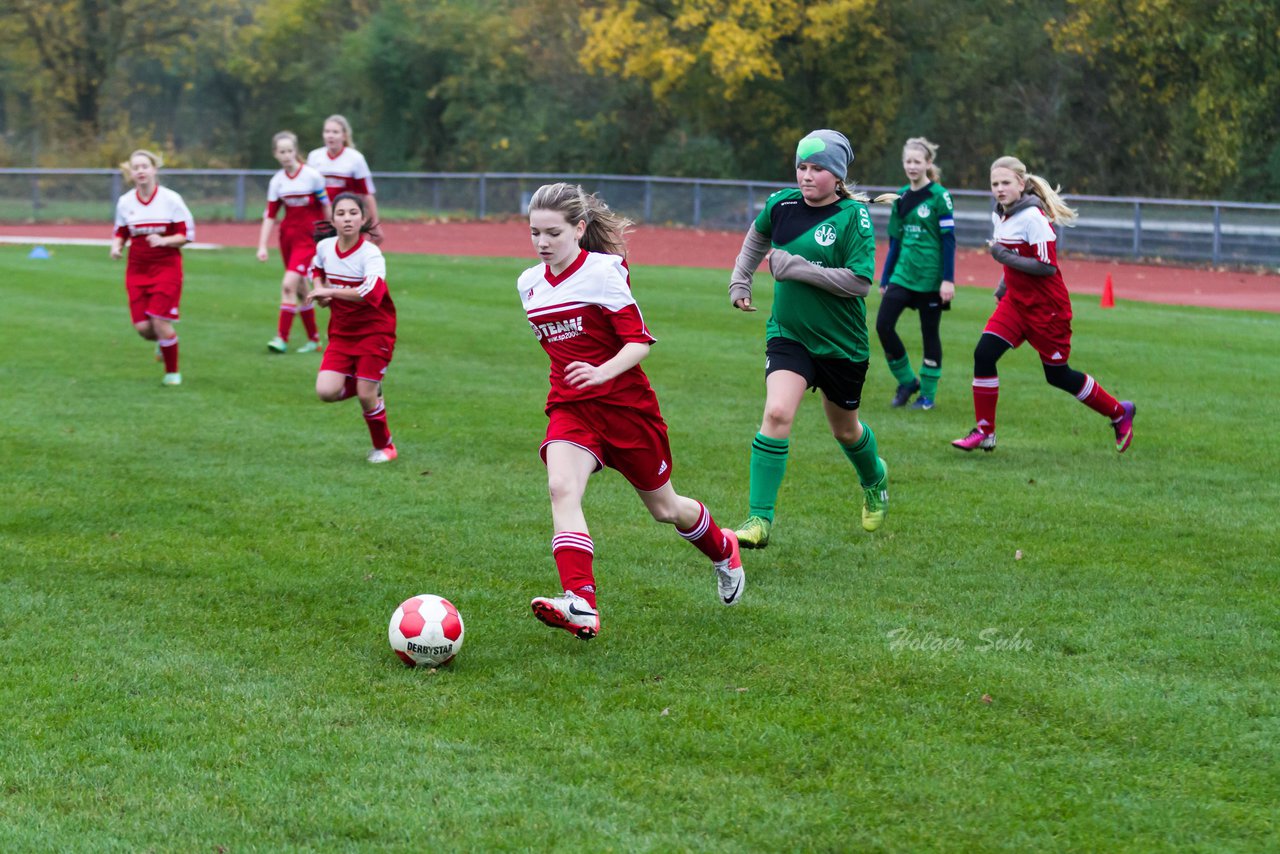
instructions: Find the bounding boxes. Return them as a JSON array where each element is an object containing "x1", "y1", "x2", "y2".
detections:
[{"x1": 388, "y1": 594, "x2": 464, "y2": 667}]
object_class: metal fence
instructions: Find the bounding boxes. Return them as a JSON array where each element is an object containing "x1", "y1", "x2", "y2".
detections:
[{"x1": 2, "y1": 168, "x2": 1277, "y2": 268}]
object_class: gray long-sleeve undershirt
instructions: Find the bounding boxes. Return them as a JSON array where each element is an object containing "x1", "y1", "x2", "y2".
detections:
[
  {"x1": 728, "y1": 227, "x2": 872, "y2": 304},
  {"x1": 990, "y1": 242, "x2": 1057, "y2": 276}
]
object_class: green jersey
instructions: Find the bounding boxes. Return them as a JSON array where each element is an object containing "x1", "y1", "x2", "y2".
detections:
[
  {"x1": 886, "y1": 181, "x2": 954, "y2": 293},
  {"x1": 754, "y1": 188, "x2": 876, "y2": 361}
]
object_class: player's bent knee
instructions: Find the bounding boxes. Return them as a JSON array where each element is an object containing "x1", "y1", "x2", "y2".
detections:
[
  {"x1": 646, "y1": 503, "x2": 681, "y2": 525},
  {"x1": 1043, "y1": 362, "x2": 1084, "y2": 393},
  {"x1": 831, "y1": 424, "x2": 860, "y2": 445},
  {"x1": 761, "y1": 404, "x2": 795, "y2": 433},
  {"x1": 546, "y1": 476, "x2": 584, "y2": 507}
]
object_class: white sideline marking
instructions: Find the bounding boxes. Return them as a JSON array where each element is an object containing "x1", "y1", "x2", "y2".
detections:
[{"x1": 0, "y1": 236, "x2": 223, "y2": 250}]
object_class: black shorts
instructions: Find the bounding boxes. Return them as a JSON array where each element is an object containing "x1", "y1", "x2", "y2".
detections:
[
  {"x1": 765, "y1": 336, "x2": 869, "y2": 411},
  {"x1": 884, "y1": 283, "x2": 951, "y2": 311}
]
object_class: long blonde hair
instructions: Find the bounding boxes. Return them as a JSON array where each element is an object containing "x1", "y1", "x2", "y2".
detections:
[
  {"x1": 324, "y1": 114, "x2": 355, "y2": 149},
  {"x1": 904, "y1": 137, "x2": 942, "y2": 183},
  {"x1": 528, "y1": 182, "x2": 633, "y2": 258},
  {"x1": 991, "y1": 155, "x2": 1077, "y2": 225}
]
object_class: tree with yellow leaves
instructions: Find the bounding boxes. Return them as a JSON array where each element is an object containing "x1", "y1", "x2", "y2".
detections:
[{"x1": 579, "y1": 0, "x2": 899, "y2": 178}]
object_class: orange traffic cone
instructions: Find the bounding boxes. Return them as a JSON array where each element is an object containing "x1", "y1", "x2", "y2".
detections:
[{"x1": 1100, "y1": 273, "x2": 1115, "y2": 308}]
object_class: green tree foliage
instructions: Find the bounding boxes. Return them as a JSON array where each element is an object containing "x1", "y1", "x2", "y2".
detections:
[
  {"x1": 208, "y1": 0, "x2": 665, "y2": 174},
  {"x1": 872, "y1": 1, "x2": 1089, "y2": 191},
  {"x1": 0, "y1": 0, "x2": 232, "y2": 135},
  {"x1": 0, "y1": 0, "x2": 1276, "y2": 199},
  {"x1": 1049, "y1": 0, "x2": 1280, "y2": 197}
]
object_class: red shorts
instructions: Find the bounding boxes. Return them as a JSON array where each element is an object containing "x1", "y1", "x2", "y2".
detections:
[
  {"x1": 541, "y1": 399, "x2": 673, "y2": 492},
  {"x1": 984, "y1": 297, "x2": 1072, "y2": 365},
  {"x1": 125, "y1": 274, "x2": 182, "y2": 325},
  {"x1": 280, "y1": 231, "x2": 316, "y2": 276},
  {"x1": 320, "y1": 335, "x2": 394, "y2": 382}
]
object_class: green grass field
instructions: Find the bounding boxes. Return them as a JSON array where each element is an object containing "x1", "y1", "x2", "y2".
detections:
[{"x1": 2, "y1": 245, "x2": 1277, "y2": 851}]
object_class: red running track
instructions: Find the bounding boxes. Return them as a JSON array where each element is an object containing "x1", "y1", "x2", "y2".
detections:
[{"x1": 4, "y1": 220, "x2": 1278, "y2": 312}]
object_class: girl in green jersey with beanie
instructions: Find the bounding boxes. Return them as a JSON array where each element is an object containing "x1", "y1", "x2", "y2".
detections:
[
  {"x1": 727, "y1": 129, "x2": 890, "y2": 548},
  {"x1": 876, "y1": 137, "x2": 956, "y2": 410}
]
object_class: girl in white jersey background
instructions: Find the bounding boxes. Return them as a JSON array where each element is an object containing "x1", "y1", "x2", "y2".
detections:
[
  {"x1": 952, "y1": 156, "x2": 1136, "y2": 453},
  {"x1": 308, "y1": 193, "x2": 398, "y2": 463},
  {"x1": 257, "y1": 131, "x2": 331, "y2": 354},
  {"x1": 519, "y1": 182, "x2": 744, "y2": 642},
  {"x1": 110, "y1": 149, "x2": 195, "y2": 387},
  {"x1": 306, "y1": 114, "x2": 383, "y2": 246}
]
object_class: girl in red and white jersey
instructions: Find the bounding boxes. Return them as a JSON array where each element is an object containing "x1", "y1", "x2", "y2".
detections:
[
  {"x1": 520, "y1": 182, "x2": 744, "y2": 642},
  {"x1": 308, "y1": 193, "x2": 398, "y2": 463},
  {"x1": 306, "y1": 114, "x2": 383, "y2": 245},
  {"x1": 257, "y1": 131, "x2": 331, "y2": 354},
  {"x1": 952, "y1": 156, "x2": 1136, "y2": 454},
  {"x1": 110, "y1": 149, "x2": 194, "y2": 387}
]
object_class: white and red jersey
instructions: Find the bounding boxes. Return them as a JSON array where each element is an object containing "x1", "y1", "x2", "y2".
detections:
[
  {"x1": 265, "y1": 164, "x2": 328, "y2": 237},
  {"x1": 991, "y1": 200, "x2": 1072, "y2": 320},
  {"x1": 306, "y1": 146, "x2": 376, "y2": 201},
  {"x1": 311, "y1": 236, "x2": 396, "y2": 340},
  {"x1": 517, "y1": 249, "x2": 659, "y2": 412},
  {"x1": 114, "y1": 186, "x2": 194, "y2": 280}
]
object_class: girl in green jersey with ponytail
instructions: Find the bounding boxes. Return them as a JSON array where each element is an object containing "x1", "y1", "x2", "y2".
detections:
[
  {"x1": 727, "y1": 129, "x2": 890, "y2": 548},
  {"x1": 877, "y1": 137, "x2": 956, "y2": 410}
]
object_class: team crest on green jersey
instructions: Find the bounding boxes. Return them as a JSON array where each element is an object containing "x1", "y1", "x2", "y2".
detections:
[
  {"x1": 917, "y1": 204, "x2": 931, "y2": 219},
  {"x1": 814, "y1": 223, "x2": 837, "y2": 246}
]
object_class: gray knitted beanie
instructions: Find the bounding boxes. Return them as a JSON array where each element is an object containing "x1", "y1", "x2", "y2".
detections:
[{"x1": 795, "y1": 129, "x2": 854, "y2": 179}]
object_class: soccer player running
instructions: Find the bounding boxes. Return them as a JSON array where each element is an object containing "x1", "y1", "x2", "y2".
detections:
[
  {"x1": 257, "y1": 131, "x2": 331, "y2": 354},
  {"x1": 952, "y1": 156, "x2": 1136, "y2": 453},
  {"x1": 520, "y1": 182, "x2": 744, "y2": 642},
  {"x1": 110, "y1": 149, "x2": 195, "y2": 387},
  {"x1": 877, "y1": 137, "x2": 956, "y2": 411},
  {"x1": 307, "y1": 193, "x2": 398, "y2": 463},
  {"x1": 306, "y1": 114, "x2": 383, "y2": 245},
  {"x1": 728, "y1": 129, "x2": 889, "y2": 549}
]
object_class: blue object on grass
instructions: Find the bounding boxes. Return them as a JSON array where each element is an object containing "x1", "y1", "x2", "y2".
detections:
[{"x1": 28, "y1": 245, "x2": 51, "y2": 259}]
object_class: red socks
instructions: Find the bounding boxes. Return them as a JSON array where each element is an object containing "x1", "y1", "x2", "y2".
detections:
[
  {"x1": 972, "y1": 376, "x2": 999, "y2": 433},
  {"x1": 553, "y1": 532, "x2": 596, "y2": 607},
  {"x1": 549, "y1": 505, "x2": 726, "y2": 611},
  {"x1": 971, "y1": 372, "x2": 1122, "y2": 432},
  {"x1": 158, "y1": 336, "x2": 179, "y2": 373},
  {"x1": 277, "y1": 304, "x2": 296, "y2": 341},
  {"x1": 677, "y1": 502, "x2": 732, "y2": 563},
  {"x1": 363, "y1": 402, "x2": 392, "y2": 450},
  {"x1": 1077, "y1": 374, "x2": 1125, "y2": 419}
]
